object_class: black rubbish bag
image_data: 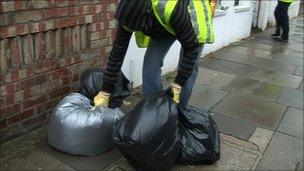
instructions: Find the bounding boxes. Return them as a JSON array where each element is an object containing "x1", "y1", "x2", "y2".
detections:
[
  {"x1": 79, "y1": 68, "x2": 131, "y2": 108},
  {"x1": 177, "y1": 105, "x2": 220, "y2": 164},
  {"x1": 48, "y1": 93, "x2": 125, "y2": 156},
  {"x1": 112, "y1": 90, "x2": 180, "y2": 171}
]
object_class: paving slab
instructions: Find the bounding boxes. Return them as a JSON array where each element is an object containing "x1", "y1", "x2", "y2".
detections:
[
  {"x1": 195, "y1": 68, "x2": 236, "y2": 89},
  {"x1": 1, "y1": 149, "x2": 74, "y2": 171},
  {"x1": 248, "y1": 69, "x2": 303, "y2": 88},
  {"x1": 189, "y1": 87, "x2": 229, "y2": 110},
  {"x1": 271, "y1": 53, "x2": 303, "y2": 67},
  {"x1": 212, "y1": 93, "x2": 287, "y2": 130},
  {"x1": 251, "y1": 57, "x2": 297, "y2": 75},
  {"x1": 238, "y1": 40, "x2": 274, "y2": 52},
  {"x1": 211, "y1": 50, "x2": 258, "y2": 64},
  {"x1": 223, "y1": 77, "x2": 283, "y2": 101},
  {"x1": 278, "y1": 107, "x2": 304, "y2": 139},
  {"x1": 277, "y1": 87, "x2": 304, "y2": 110},
  {"x1": 104, "y1": 134, "x2": 262, "y2": 171},
  {"x1": 258, "y1": 132, "x2": 303, "y2": 171},
  {"x1": 227, "y1": 46, "x2": 272, "y2": 59},
  {"x1": 211, "y1": 113, "x2": 257, "y2": 140},
  {"x1": 248, "y1": 127, "x2": 274, "y2": 153},
  {"x1": 200, "y1": 58, "x2": 259, "y2": 77},
  {"x1": 37, "y1": 141, "x2": 121, "y2": 171}
]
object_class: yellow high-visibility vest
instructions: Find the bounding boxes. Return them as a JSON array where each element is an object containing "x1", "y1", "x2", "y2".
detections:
[
  {"x1": 135, "y1": 0, "x2": 215, "y2": 48},
  {"x1": 279, "y1": 0, "x2": 295, "y2": 3}
]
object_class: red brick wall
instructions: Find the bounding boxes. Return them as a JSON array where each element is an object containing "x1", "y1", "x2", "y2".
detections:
[{"x1": 0, "y1": 0, "x2": 118, "y2": 142}]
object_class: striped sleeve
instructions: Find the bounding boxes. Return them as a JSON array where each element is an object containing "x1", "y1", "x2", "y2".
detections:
[
  {"x1": 171, "y1": 0, "x2": 202, "y2": 87},
  {"x1": 101, "y1": 25, "x2": 132, "y2": 93}
]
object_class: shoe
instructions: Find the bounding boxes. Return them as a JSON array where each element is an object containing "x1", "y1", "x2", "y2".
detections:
[
  {"x1": 271, "y1": 33, "x2": 281, "y2": 38},
  {"x1": 274, "y1": 37, "x2": 289, "y2": 43}
]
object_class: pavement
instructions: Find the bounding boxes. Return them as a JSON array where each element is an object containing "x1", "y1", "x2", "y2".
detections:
[{"x1": 1, "y1": 16, "x2": 303, "y2": 171}]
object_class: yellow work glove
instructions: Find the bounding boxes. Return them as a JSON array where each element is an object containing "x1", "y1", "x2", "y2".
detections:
[
  {"x1": 210, "y1": 0, "x2": 217, "y2": 17},
  {"x1": 93, "y1": 91, "x2": 110, "y2": 109},
  {"x1": 171, "y1": 83, "x2": 182, "y2": 104}
]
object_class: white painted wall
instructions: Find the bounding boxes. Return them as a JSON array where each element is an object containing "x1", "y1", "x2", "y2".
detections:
[
  {"x1": 268, "y1": 0, "x2": 301, "y2": 26},
  {"x1": 121, "y1": 1, "x2": 254, "y2": 87}
]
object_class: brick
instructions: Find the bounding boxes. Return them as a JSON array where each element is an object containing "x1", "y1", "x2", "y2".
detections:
[
  {"x1": 29, "y1": 0, "x2": 54, "y2": 9},
  {"x1": 0, "y1": 39, "x2": 8, "y2": 73},
  {"x1": 80, "y1": 0, "x2": 100, "y2": 5},
  {"x1": 58, "y1": 56, "x2": 81, "y2": 66},
  {"x1": 0, "y1": 119, "x2": 8, "y2": 130},
  {"x1": 55, "y1": 0, "x2": 69, "y2": 7},
  {"x1": 30, "y1": 20, "x2": 55, "y2": 33},
  {"x1": 20, "y1": 75, "x2": 46, "y2": 90},
  {"x1": 1, "y1": 2, "x2": 14, "y2": 13},
  {"x1": 72, "y1": 26, "x2": 80, "y2": 53},
  {"x1": 4, "y1": 71, "x2": 19, "y2": 83},
  {"x1": 56, "y1": 7, "x2": 68, "y2": 17},
  {"x1": 63, "y1": 28, "x2": 72, "y2": 55},
  {"x1": 14, "y1": 11, "x2": 42, "y2": 23},
  {"x1": 23, "y1": 95, "x2": 47, "y2": 109},
  {"x1": 22, "y1": 35, "x2": 35, "y2": 65},
  {"x1": 18, "y1": 68, "x2": 34, "y2": 80},
  {"x1": 34, "y1": 32, "x2": 46, "y2": 61},
  {"x1": 109, "y1": 3, "x2": 117, "y2": 11},
  {"x1": 0, "y1": 104, "x2": 22, "y2": 118},
  {"x1": 8, "y1": 108, "x2": 35, "y2": 125},
  {"x1": 46, "y1": 30, "x2": 55, "y2": 58},
  {"x1": 10, "y1": 37, "x2": 22, "y2": 68},
  {"x1": 109, "y1": 20, "x2": 117, "y2": 29},
  {"x1": 90, "y1": 31, "x2": 100, "y2": 41},
  {"x1": 43, "y1": 8, "x2": 57, "y2": 19},
  {"x1": 36, "y1": 98, "x2": 59, "y2": 114},
  {"x1": 16, "y1": 23, "x2": 30, "y2": 36},
  {"x1": 79, "y1": 5, "x2": 92, "y2": 15},
  {"x1": 47, "y1": 68, "x2": 69, "y2": 80},
  {"x1": 14, "y1": 90, "x2": 24, "y2": 103},
  {"x1": 4, "y1": 94, "x2": 15, "y2": 106},
  {"x1": 68, "y1": 6, "x2": 79, "y2": 16},
  {"x1": 14, "y1": 1, "x2": 26, "y2": 11},
  {"x1": 55, "y1": 29, "x2": 63, "y2": 56},
  {"x1": 35, "y1": 60, "x2": 58, "y2": 73},
  {"x1": 85, "y1": 14, "x2": 93, "y2": 23},
  {"x1": 90, "y1": 40, "x2": 102, "y2": 49},
  {"x1": 49, "y1": 85, "x2": 70, "y2": 99},
  {"x1": 68, "y1": 0, "x2": 78, "y2": 6},
  {"x1": 0, "y1": 84, "x2": 15, "y2": 96},
  {"x1": 56, "y1": 16, "x2": 78, "y2": 28},
  {"x1": 100, "y1": 29, "x2": 113, "y2": 38},
  {"x1": 95, "y1": 4, "x2": 103, "y2": 13},
  {"x1": 80, "y1": 25, "x2": 88, "y2": 50},
  {"x1": 0, "y1": 25, "x2": 16, "y2": 38}
]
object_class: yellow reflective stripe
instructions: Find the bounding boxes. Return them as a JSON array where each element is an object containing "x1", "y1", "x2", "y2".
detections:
[
  {"x1": 164, "y1": 1, "x2": 177, "y2": 25},
  {"x1": 188, "y1": 0, "x2": 199, "y2": 37},
  {"x1": 193, "y1": 0, "x2": 207, "y2": 43},
  {"x1": 201, "y1": 0, "x2": 212, "y2": 42},
  {"x1": 151, "y1": 0, "x2": 175, "y2": 35}
]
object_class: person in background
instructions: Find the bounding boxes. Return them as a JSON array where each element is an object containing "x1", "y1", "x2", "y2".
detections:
[
  {"x1": 94, "y1": 0, "x2": 217, "y2": 109},
  {"x1": 272, "y1": 0, "x2": 295, "y2": 42}
]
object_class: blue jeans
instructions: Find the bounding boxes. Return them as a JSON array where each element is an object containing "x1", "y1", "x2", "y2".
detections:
[{"x1": 142, "y1": 37, "x2": 204, "y2": 108}]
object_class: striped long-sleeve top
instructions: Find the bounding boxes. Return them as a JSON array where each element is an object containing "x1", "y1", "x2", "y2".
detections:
[{"x1": 101, "y1": 0, "x2": 203, "y2": 93}]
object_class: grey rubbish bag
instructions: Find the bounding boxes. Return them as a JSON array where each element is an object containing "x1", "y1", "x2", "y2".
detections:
[
  {"x1": 48, "y1": 93, "x2": 125, "y2": 156},
  {"x1": 177, "y1": 105, "x2": 220, "y2": 164}
]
